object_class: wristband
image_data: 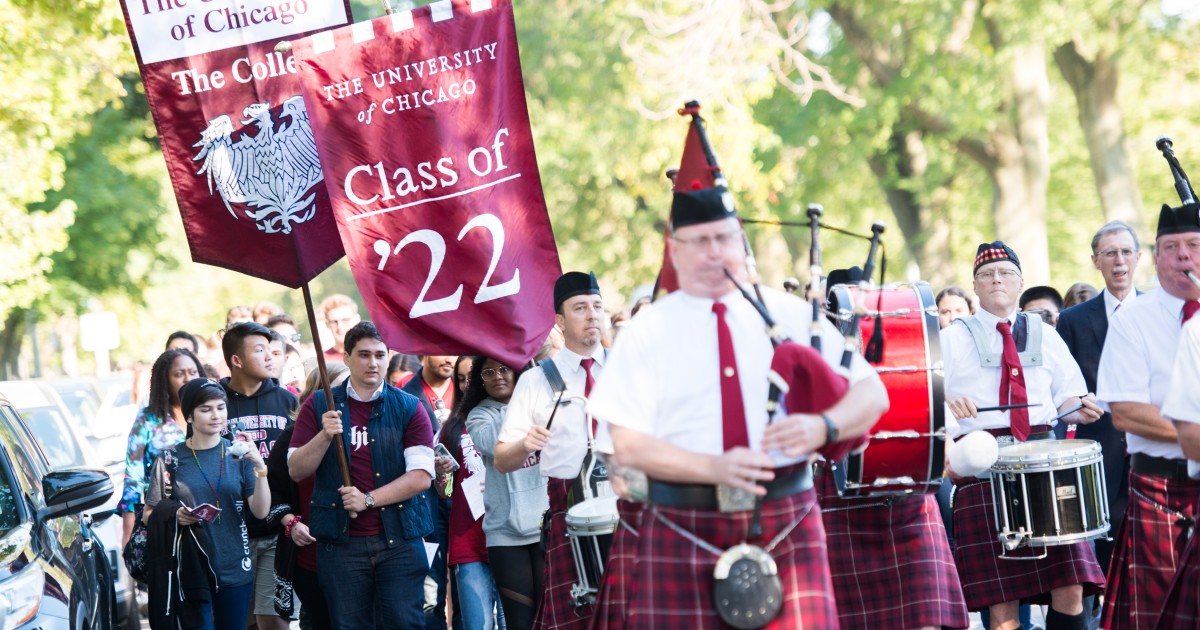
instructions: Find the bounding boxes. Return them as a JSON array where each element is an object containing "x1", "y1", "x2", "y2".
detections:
[
  {"x1": 820, "y1": 413, "x2": 839, "y2": 446},
  {"x1": 285, "y1": 516, "x2": 301, "y2": 538}
]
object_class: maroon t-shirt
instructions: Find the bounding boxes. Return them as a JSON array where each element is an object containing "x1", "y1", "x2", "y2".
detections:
[
  {"x1": 291, "y1": 390, "x2": 434, "y2": 537},
  {"x1": 446, "y1": 426, "x2": 487, "y2": 566}
]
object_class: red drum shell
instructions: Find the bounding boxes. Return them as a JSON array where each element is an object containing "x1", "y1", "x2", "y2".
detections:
[{"x1": 823, "y1": 282, "x2": 945, "y2": 499}]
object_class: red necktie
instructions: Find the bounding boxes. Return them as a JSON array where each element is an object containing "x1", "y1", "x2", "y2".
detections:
[
  {"x1": 713, "y1": 302, "x2": 749, "y2": 450},
  {"x1": 1184, "y1": 300, "x2": 1199, "y2": 325},
  {"x1": 580, "y1": 358, "x2": 595, "y2": 397},
  {"x1": 996, "y1": 320, "x2": 1031, "y2": 441}
]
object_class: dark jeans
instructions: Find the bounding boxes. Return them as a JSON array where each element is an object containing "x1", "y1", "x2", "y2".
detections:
[
  {"x1": 182, "y1": 582, "x2": 253, "y2": 630},
  {"x1": 425, "y1": 495, "x2": 458, "y2": 630},
  {"x1": 317, "y1": 535, "x2": 427, "y2": 630},
  {"x1": 293, "y1": 565, "x2": 332, "y2": 630}
]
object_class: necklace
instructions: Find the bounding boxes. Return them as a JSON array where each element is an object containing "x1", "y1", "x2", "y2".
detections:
[{"x1": 189, "y1": 438, "x2": 224, "y2": 523}]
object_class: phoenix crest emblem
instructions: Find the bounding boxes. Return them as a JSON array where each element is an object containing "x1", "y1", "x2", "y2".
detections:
[{"x1": 192, "y1": 96, "x2": 324, "y2": 235}]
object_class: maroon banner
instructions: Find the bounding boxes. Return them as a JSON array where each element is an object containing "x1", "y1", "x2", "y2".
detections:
[
  {"x1": 118, "y1": 0, "x2": 352, "y2": 288},
  {"x1": 291, "y1": 0, "x2": 559, "y2": 366}
]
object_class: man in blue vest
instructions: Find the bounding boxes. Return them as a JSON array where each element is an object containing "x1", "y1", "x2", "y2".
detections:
[{"x1": 289, "y1": 321, "x2": 436, "y2": 629}]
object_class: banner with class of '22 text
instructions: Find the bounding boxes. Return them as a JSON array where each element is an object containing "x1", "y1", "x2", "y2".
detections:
[{"x1": 292, "y1": 0, "x2": 560, "y2": 367}]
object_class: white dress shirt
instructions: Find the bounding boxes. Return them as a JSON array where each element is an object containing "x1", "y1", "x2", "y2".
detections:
[
  {"x1": 1163, "y1": 317, "x2": 1200, "y2": 425},
  {"x1": 1102, "y1": 288, "x2": 1137, "y2": 319},
  {"x1": 1097, "y1": 288, "x2": 1190, "y2": 460},
  {"x1": 587, "y1": 286, "x2": 878, "y2": 468},
  {"x1": 940, "y1": 308, "x2": 1087, "y2": 439},
  {"x1": 499, "y1": 345, "x2": 606, "y2": 478}
]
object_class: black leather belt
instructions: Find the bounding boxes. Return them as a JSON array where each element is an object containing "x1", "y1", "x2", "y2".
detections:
[
  {"x1": 1132, "y1": 453, "x2": 1192, "y2": 483},
  {"x1": 647, "y1": 464, "x2": 813, "y2": 510}
]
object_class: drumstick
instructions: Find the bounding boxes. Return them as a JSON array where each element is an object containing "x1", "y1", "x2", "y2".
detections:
[
  {"x1": 1052, "y1": 402, "x2": 1085, "y2": 423},
  {"x1": 534, "y1": 388, "x2": 568, "y2": 458},
  {"x1": 974, "y1": 403, "x2": 1042, "y2": 413}
]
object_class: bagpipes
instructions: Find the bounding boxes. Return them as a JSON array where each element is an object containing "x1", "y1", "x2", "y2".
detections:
[{"x1": 1156, "y1": 136, "x2": 1200, "y2": 289}]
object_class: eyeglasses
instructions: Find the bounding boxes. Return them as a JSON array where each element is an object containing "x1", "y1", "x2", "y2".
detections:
[
  {"x1": 1098, "y1": 248, "x2": 1137, "y2": 260},
  {"x1": 671, "y1": 230, "x2": 744, "y2": 250},
  {"x1": 974, "y1": 269, "x2": 1021, "y2": 281},
  {"x1": 284, "y1": 332, "x2": 301, "y2": 343},
  {"x1": 481, "y1": 366, "x2": 512, "y2": 380}
]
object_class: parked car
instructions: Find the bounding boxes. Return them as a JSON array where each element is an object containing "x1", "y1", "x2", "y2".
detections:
[
  {"x1": 0, "y1": 380, "x2": 138, "y2": 629},
  {"x1": 0, "y1": 393, "x2": 115, "y2": 629}
]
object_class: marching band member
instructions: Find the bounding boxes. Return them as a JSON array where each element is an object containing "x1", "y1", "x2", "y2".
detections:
[
  {"x1": 587, "y1": 187, "x2": 888, "y2": 628},
  {"x1": 817, "y1": 272, "x2": 969, "y2": 630},
  {"x1": 1154, "y1": 314, "x2": 1200, "y2": 628},
  {"x1": 493, "y1": 271, "x2": 609, "y2": 629},
  {"x1": 1096, "y1": 203, "x2": 1200, "y2": 629},
  {"x1": 942, "y1": 241, "x2": 1104, "y2": 630}
]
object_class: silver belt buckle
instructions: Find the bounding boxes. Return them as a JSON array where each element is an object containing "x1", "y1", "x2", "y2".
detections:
[{"x1": 716, "y1": 485, "x2": 757, "y2": 513}]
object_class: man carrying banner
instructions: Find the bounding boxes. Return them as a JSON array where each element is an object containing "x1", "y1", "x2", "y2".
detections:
[
  {"x1": 493, "y1": 271, "x2": 608, "y2": 629},
  {"x1": 289, "y1": 321, "x2": 436, "y2": 629},
  {"x1": 587, "y1": 187, "x2": 889, "y2": 627}
]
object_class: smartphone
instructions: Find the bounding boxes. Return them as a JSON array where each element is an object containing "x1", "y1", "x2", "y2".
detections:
[{"x1": 433, "y1": 443, "x2": 460, "y2": 471}]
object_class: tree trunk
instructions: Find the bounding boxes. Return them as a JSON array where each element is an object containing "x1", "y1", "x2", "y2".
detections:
[
  {"x1": 867, "y1": 129, "x2": 955, "y2": 288},
  {"x1": 1053, "y1": 41, "x2": 1143, "y2": 228},
  {"x1": 0, "y1": 309, "x2": 25, "y2": 380},
  {"x1": 992, "y1": 43, "x2": 1052, "y2": 285}
]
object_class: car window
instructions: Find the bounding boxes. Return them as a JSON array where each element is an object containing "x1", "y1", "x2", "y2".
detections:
[
  {"x1": 17, "y1": 407, "x2": 85, "y2": 470},
  {"x1": 58, "y1": 390, "x2": 99, "y2": 426},
  {"x1": 0, "y1": 459, "x2": 19, "y2": 536},
  {"x1": 0, "y1": 407, "x2": 44, "y2": 506}
]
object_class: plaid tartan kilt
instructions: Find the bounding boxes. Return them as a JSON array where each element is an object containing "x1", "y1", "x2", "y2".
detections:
[
  {"x1": 951, "y1": 477, "x2": 1105, "y2": 611},
  {"x1": 621, "y1": 488, "x2": 839, "y2": 630},
  {"x1": 1102, "y1": 471, "x2": 1200, "y2": 630},
  {"x1": 587, "y1": 499, "x2": 643, "y2": 630},
  {"x1": 534, "y1": 479, "x2": 593, "y2": 630},
  {"x1": 1155, "y1": 529, "x2": 1200, "y2": 630},
  {"x1": 818, "y1": 476, "x2": 969, "y2": 630}
]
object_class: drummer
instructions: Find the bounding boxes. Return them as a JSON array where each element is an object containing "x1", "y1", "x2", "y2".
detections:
[
  {"x1": 586, "y1": 186, "x2": 889, "y2": 627},
  {"x1": 941, "y1": 241, "x2": 1104, "y2": 630},
  {"x1": 817, "y1": 269, "x2": 969, "y2": 630},
  {"x1": 1095, "y1": 202, "x2": 1200, "y2": 630},
  {"x1": 493, "y1": 271, "x2": 608, "y2": 630}
]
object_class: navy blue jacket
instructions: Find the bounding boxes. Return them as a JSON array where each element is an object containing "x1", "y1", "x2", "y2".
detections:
[{"x1": 309, "y1": 382, "x2": 434, "y2": 547}]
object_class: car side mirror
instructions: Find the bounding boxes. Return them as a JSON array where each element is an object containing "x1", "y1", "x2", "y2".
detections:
[{"x1": 37, "y1": 468, "x2": 113, "y2": 522}]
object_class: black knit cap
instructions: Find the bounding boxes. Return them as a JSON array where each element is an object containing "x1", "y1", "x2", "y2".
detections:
[
  {"x1": 669, "y1": 186, "x2": 738, "y2": 231},
  {"x1": 179, "y1": 377, "x2": 226, "y2": 420},
  {"x1": 1156, "y1": 202, "x2": 1200, "y2": 238},
  {"x1": 974, "y1": 241, "x2": 1021, "y2": 274},
  {"x1": 554, "y1": 271, "x2": 601, "y2": 311}
]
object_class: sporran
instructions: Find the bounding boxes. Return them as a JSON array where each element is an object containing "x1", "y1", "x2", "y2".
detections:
[{"x1": 713, "y1": 543, "x2": 783, "y2": 629}]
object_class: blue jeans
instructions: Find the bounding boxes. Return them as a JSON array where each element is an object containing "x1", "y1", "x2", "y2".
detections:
[
  {"x1": 455, "y1": 562, "x2": 505, "y2": 630},
  {"x1": 182, "y1": 582, "x2": 253, "y2": 630},
  {"x1": 317, "y1": 535, "x2": 427, "y2": 630}
]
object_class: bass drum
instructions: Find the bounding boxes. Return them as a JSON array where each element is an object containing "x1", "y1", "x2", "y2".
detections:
[{"x1": 821, "y1": 282, "x2": 946, "y2": 498}]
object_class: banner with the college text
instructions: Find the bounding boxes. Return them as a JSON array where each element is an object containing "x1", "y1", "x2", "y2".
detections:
[
  {"x1": 291, "y1": 0, "x2": 560, "y2": 366},
  {"x1": 118, "y1": 0, "x2": 352, "y2": 287}
]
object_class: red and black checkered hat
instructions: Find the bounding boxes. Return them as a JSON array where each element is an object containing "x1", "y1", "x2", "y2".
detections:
[{"x1": 974, "y1": 241, "x2": 1020, "y2": 274}]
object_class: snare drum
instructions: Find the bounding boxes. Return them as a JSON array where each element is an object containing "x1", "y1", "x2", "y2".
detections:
[
  {"x1": 823, "y1": 282, "x2": 946, "y2": 497},
  {"x1": 988, "y1": 439, "x2": 1110, "y2": 550},
  {"x1": 564, "y1": 495, "x2": 618, "y2": 606}
]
